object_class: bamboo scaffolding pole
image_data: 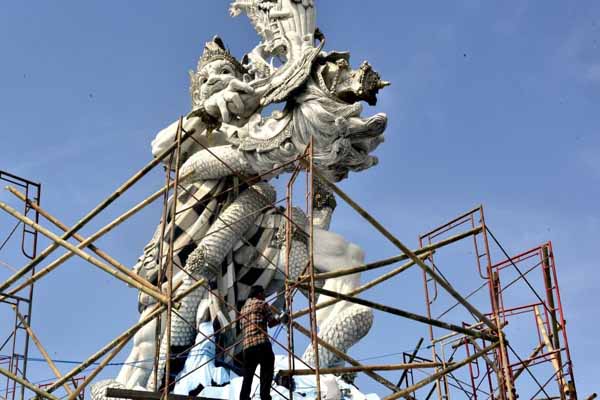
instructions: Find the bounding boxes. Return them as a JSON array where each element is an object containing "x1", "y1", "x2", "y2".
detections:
[
  {"x1": 292, "y1": 321, "x2": 400, "y2": 393},
  {"x1": 0, "y1": 201, "x2": 168, "y2": 305},
  {"x1": 383, "y1": 342, "x2": 500, "y2": 400},
  {"x1": 163, "y1": 118, "x2": 183, "y2": 398},
  {"x1": 299, "y1": 285, "x2": 497, "y2": 342},
  {"x1": 308, "y1": 165, "x2": 498, "y2": 332},
  {"x1": 45, "y1": 278, "x2": 205, "y2": 393},
  {"x1": 513, "y1": 325, "x2": 562, "y2": 381},
  {"x1": 5, "y1": 186, "x2": 159, "y2": 294},
  {"x1": 280, "y1": 362, "x2": 446, "y2": 376},
  {"x1": 0, "y1": 366, "x2": 61, "y2": 400},
  {"x1": 496, "y1": 315, "x2": 515, "y2": 400},
  {"x1": 541, "y1": 245, "x2": 568, "y2": 400},
  {"x1": 284, "y1": 164, "x2": 302, "y2": 400},
  {"x1": 66, "y1": 336, "x2": 131, "y2": 400},
  {"x1": 542, "y1": 246, "x2": 562, "y2": 353},
  {"x1": 489, "y1": 264, "x2": 509, "y2": 400},
  {"x1": 13, "y1": 308, "x2": 77, "y2": 396},
  {"x1": 1, "y1": 185, "x2": 168, "y2": 302},
  {"x1": 535, "y1": 306, "x2": 567, "y2": 393},
  {"x1": 45, "y1": 306, "x2": 163, "y2": 393},
  {"x1": 153, "y1": 147, "x2": 175, "y2": 390},
  {"x1": 293, "y1": 252, "x2": 432, "y2": 319},
  {"x1": 0, "y1": 129, "x2": 195, "y2": 293},
  {"x1": 307, "y1": 139, "x2": 322, "y2": 400},
  {"x1": 300, "y1": 227, "x2": 481, "y2": 281}
]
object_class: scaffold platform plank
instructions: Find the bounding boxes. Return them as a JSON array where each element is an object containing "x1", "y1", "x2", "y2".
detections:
[{"x1": 106, "y1": 388, "x2": 220, "y2": 400}]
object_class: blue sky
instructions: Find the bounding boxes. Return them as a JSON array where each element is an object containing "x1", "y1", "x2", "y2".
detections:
[{"x1": 0, "y1": 1, "x2": 598, "y2": 398}]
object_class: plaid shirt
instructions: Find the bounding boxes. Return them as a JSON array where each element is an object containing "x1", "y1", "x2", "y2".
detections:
[{"x1": 240, "y1": 298, "x2": 274, "y2": 350}]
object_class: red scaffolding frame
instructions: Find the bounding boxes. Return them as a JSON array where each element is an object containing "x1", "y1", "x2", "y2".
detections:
[{"x1": 418, "y1": 206, "x2": 577, "y2": 400}]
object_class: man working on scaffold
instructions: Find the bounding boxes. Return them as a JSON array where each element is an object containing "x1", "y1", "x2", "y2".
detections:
[{"x1": 239, "y1": 285, "x2": 287, "y2": 400}]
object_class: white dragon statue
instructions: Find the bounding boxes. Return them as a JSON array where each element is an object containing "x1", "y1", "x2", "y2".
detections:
[{"x1": 92, "y1": 1, "x2": 389, "y2": 398}]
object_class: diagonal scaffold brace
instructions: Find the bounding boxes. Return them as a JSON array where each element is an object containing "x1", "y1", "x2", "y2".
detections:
[
  {"x1": 305, "y1": 163, "x2": 499, "y2": 333},
  {"x1": 0, "y1": 128, "x2": 197, "y2": 293},
  {"x1": 0, "y1": 201, "x2": 169, "y2": 305}
]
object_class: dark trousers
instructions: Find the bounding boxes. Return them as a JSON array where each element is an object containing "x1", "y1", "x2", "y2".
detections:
[{"x1": 240, "y1": 342, "x2": 275, "y2": 400}]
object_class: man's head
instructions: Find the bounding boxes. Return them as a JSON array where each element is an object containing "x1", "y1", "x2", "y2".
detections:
[{"x1": 248, "y1": 285, "x2": 265, "y2": 300}]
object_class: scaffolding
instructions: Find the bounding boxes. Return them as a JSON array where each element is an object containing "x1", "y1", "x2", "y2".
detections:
[{"x1": 0, "y1": 124, "x2": 587, "y2": 400}]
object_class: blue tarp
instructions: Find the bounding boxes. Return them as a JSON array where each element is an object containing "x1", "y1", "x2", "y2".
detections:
[
  {"x1": 173, "y1": 322, "x2": 232, "y2": 396},
  {"x1": 174, "y1": 329, "x2": 380, "y2": 400}
]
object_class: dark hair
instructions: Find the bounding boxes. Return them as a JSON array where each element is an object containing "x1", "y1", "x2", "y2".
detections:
[{"x1": 248, "y1": 285, "x2": 265, "y2": 299}]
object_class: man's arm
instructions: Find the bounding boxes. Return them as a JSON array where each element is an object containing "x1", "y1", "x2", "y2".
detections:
[
  {"x1": 264, "y1": 302, "x2": 280, "y2": 328},
  {"x1": 265, "y1": 303, "x2": 289, "y2": 328}
]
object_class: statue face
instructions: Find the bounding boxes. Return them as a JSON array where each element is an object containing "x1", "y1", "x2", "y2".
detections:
[
  {"x1": 191, "y1": 59, "x2": 243, "y2": 109},
  {"x1": 197, "y1": 59, "x2": 242, "y2": 101}
]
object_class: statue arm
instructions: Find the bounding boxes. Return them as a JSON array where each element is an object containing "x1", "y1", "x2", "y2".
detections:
[
  {"x1": 179, "y1": 144, "x2": 255, "y2": 183},
  {"x1": 151, "y1": 117, "x2": 208, "y2": 168}
]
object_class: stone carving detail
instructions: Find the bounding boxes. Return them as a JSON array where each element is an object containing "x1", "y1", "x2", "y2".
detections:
[{"x1": 92, "y1": 1, "x2": 389, "y2": 398}]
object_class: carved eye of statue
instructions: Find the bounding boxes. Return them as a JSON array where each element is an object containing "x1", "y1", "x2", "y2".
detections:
[{"x1": 221, "y1": 68, "x2": 232, "y2": 75}]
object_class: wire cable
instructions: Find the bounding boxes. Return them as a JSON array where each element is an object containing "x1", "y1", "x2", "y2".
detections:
[{"x1": 0, "y1": 221, "x2": 22, "y2": 253}]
